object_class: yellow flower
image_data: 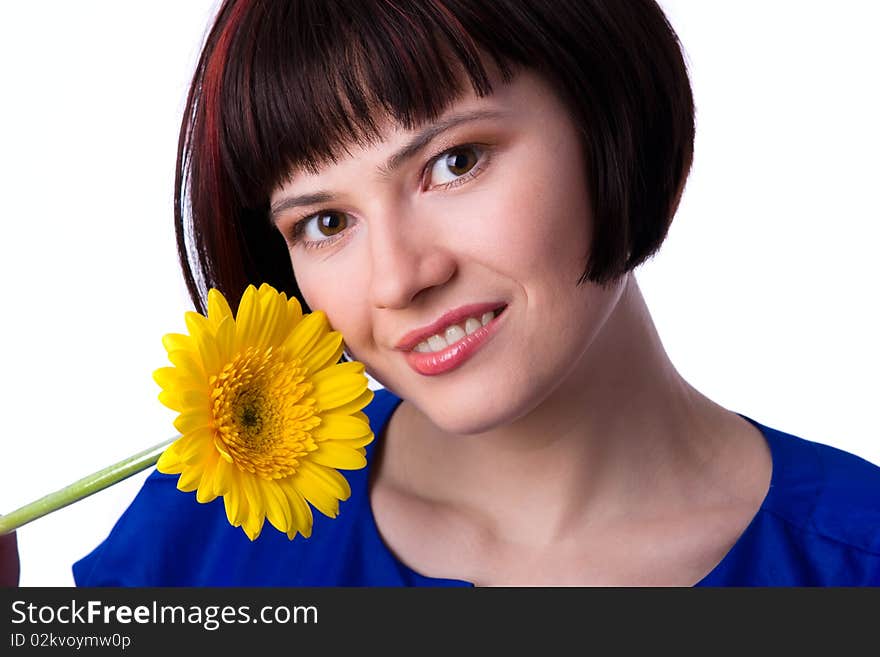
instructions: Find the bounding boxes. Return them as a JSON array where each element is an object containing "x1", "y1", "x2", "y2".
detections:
[{"x1": 153, "y1": 283, "x2": 374, "y2": 541}]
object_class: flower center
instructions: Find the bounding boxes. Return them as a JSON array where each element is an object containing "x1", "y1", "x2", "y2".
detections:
[{"x1": 210, "y1": 346, "x2": 319, "y2": 479}]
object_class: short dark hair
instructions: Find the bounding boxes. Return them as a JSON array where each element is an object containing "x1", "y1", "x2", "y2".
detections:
[{"x1": 175, "y1": 0, "x2": 694, "y2": 314}]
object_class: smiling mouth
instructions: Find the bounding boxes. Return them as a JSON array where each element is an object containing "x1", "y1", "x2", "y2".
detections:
[{"x1": 411, "y1": 306, "x2": 506, "y2": 354}]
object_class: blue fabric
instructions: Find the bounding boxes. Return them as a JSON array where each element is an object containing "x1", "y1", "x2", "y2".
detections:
[{"x1": 73, "y1": 388, "x2": 880, "y2": 586}]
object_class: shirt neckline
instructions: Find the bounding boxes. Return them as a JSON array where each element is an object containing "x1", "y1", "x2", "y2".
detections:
[{"x1": 361, "y1": 390, "x2": 780, "y2": 587}]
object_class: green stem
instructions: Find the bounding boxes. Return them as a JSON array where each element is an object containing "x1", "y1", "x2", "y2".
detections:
[{"x1": 0, "y1": 436, "x2": 178, "y2": 535}]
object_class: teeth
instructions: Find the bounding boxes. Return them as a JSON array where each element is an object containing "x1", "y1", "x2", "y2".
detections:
[
  {"x1": 445, "y1": 324, "x2": 466, "y2": 344},
  {"x1": 427, "y1": 335, "x2": 448, "y2": 352},
  {"x1": 413, "y1": 310, "x2": 501, "y2": 354}
]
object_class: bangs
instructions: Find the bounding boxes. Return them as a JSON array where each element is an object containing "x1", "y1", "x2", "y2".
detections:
[{"x1": 206, "y1": 0, "x2": 517, "y2": 206}]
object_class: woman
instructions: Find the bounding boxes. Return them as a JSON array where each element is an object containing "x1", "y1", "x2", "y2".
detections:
[{"x1": 71, "y1": 0, "x2": 879, "y2": 586}]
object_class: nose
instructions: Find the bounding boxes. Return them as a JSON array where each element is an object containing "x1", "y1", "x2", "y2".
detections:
[{"x1": 367, "y1": 209, "x2": 456, "y2": 310}]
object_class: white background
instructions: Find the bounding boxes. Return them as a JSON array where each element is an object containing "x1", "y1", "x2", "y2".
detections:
[{"x1": 1, "y1": 1, "x2": 877, "y2": 586}]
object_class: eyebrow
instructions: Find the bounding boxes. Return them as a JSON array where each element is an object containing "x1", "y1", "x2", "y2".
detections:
[{"x1": 269, "y1": 108, "x2": 509, "y2": 222}]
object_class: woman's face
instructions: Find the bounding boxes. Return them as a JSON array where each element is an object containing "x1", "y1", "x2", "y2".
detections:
[{"x1": 270, "y1": 68, "x2": 627, "y2": 435}]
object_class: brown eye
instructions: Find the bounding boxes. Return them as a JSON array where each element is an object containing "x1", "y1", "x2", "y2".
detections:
[
  {"x1": 428, "y1": 145, "x2": 483, "y2": 186},
  {"x1": 316, "y1": 212, "x2": 347, "y2": 236},
  {"x1": 294, "y1": 210, "x2": 351, "y2": 248},
  {"x1": 444, "y1": 148, "x2": 478, "y2": 175}
]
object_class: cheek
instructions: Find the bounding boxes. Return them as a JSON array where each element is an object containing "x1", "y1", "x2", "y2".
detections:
[
  {"x1": 532, "y1": 139, "x2": 592, "y2": 260},
  {"x1": 292, "y1": 256, "x2": 371, "y2": 346},
  {"x1": 481, "y1": 147, "x2": 592, "y2": 282}
]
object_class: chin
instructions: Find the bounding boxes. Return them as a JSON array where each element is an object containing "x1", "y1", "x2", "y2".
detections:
[
  {"x1": 373, "y1": 360, "x2": 555, "y2": 436},
  {"x1": 416, "y1": 386, "x2": 537, "y2": 436}
]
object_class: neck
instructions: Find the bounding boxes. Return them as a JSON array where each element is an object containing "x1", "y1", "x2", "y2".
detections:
[{"x1": 382, "y1": 273, "x2": 745, "y2": 544}]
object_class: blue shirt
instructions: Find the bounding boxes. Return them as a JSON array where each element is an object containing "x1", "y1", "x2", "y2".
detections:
[{"x1": 73, "y1": 388, "x2": 880, "y2": 586}]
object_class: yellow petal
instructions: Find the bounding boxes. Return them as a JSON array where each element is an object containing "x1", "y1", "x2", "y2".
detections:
[
  {"x1": 173, "y1": 410, "x2": 211, "y2": 435},
  {"x1": 294, "y1": 469, "x2": 340, "y2": 519},
  {"x1": 264, "y1": 480, "x2": 293, "y2": 534},
  {"x1": 213, "y1": 458, "x2": 234, "y2": 496},
  {"x1": 170, "y1": 427, "x2": 213, "y2": 462},
  {"x1": 298, "y1": 460, "x2": 351, "y2": 501},
  {"x1": 309, "y1": 441, "x2": 367, "y2": 470},
  {"x1": 280, "y1": 311, "x2": 329, "y2": 360},
  {"x1": 240, "y1": 472, "x2": 263, "y2": 512},
  {"x1": 213, "y1": 436, "x2": 234, "y2": 463},
  {"x1": 301, "y1": 331, "x2": 344, "y2": 376},
  {"x1": 267, "y1": 292, "x2": 297, "y2": 347},
  {"x1": 176, "y1": 463, "x2": 204, "y2": 492},
  {"x1": 196, "y1": 455, "x2": 219, "y2": 503},
  {"x1": 238, "y1": 473, "x2": 267, "y2": 540},
  {"x1": 279, "y1": 481, "x2": 313, "y2": 538},
  {"x1": 162, "y1": 332, "x2": 194, "y2": 354},
  {"x1": 223, "y1": 474, "x2": 248, "y2": 527},
  {"x1": 336, "y1": 433, "x2": 373, "y2": 449},
  {"x1": 214, "y1": 315, "x2": 235, "y2": 364},
  {"x1": 285, "y1": 296, "x2": 303, "y2": 329},
  {"x1": 233, "y1": 285, "x2": 259, "y2": 351},
  {"x1": 242, "y1": 510, "x2": 265, "y2": 541},
  {"x1": 310, "y1": 359, "x2": 365, "y2": 382},
  {"x1": 207, "y1": 288, "x2": 234, "y2": 328},
  {"x1": 156, "y1": 448, "x2": 183, "y2": 474},
  {"x1": 156, "y1": 370, "x2": 208, "y2": 411},
  {"x1": 252, "y1": 286, "x2": 285, "y2": 349},
  {"x1": 168, "y1": 349, "x2": 205, "y2": 382},
  {"x1": 177, "y1": 388, "x2": 210, "y2": 413},
  {"x1": 311, "y1": 373, "x2": 369, "y2": 412},
  {"x1": 328, "y1": 389, "x2": 375, "y2": 417},
  {"x1": 152, "y1": 367, "x2": 180, "y2": 391},
  {"x1": 184, "y1": 310, "x2": 212, "y2": 337},
  {"x1": 257, "y1": 282, "x2": 278, "y2": 301},
  {"x1": 186, "y1": 311, "x2": 221, "y2": 376},
  {"x1": 158, "y1": 390, "x2": 183, "y2": 412},
  {"x1": 314, "y1": 413, "x2": 372, "y2": 441}
]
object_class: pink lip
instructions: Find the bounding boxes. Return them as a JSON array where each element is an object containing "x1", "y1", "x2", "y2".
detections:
[
  {"x1": 401, "y1": 305, "x2": 507, "y2": 376},
  {"x1": 394, "y1": 302, "x2": 507, "y2": 352}
]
